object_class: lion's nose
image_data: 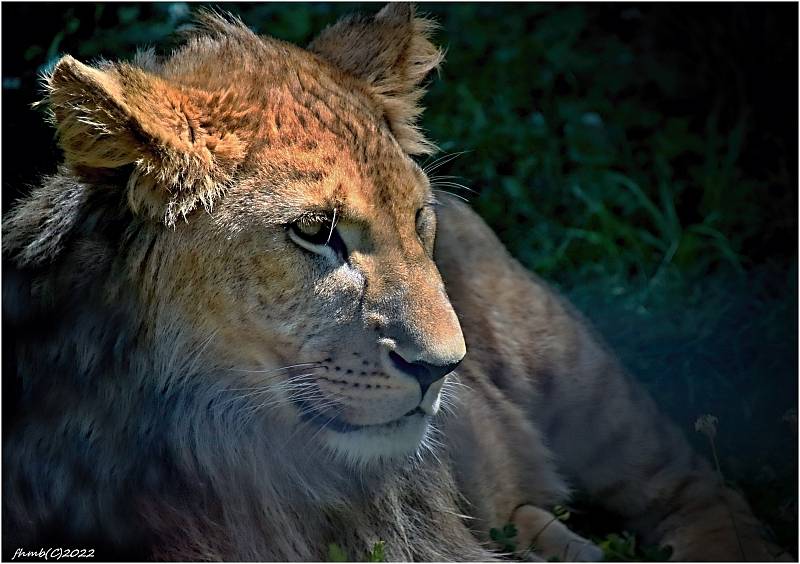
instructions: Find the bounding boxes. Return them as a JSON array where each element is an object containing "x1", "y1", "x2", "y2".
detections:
[{"x1": 388, "y1": 350, "x2": 463, "y2": 395}]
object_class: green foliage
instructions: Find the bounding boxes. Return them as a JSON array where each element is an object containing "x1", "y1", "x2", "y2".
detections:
[
  {"x1": 326, "y1": 541, "x2": 386, "y2": 562},
  {"x1": 597, "y1": 532, "x2": 673, "y2": 562},
  {"x1": 489, "y1": 523, "x2": 518, "y2": 553},
  {"x1": 420, "y1": 4, "x2": 792, "y2": 285},
  {"x1": 488, "y1": 512, "x2": 673, "y2": 562},
  {"x1": 327, "y1": 543, "x2": 348, "y2": 562},
  {"x1": 552, "y1": 505, "x2": 571, "y2": 522},
  {"x1": 366, "y1": 540, "x2": 385, "y2": 563}
]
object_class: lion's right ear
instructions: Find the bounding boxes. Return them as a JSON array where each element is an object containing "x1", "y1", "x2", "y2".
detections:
[
  {"x1": 308, "y1": 3, "x2": 443, "y2": 155},
  {"x1": 46, "y1": 56, "x2": 248, "y2": 225}
]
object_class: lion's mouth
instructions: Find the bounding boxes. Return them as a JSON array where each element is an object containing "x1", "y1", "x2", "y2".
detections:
[{"x1": 294, "y1": 398, "x2": 426, "y2": 434}]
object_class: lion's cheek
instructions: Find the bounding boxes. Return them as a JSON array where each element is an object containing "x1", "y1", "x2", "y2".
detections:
[{"x1": 316, "y1": 376, "x2": 420, "y2": 426}]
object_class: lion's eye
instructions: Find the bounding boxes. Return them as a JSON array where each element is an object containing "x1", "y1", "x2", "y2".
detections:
[
  {"x1": 293, "y1": 219, "x2": 326, "y2": 242},
  {"x1": 288, "y1": 216, "x2": 348, "y2": 261},
  {"x1": 415, "y1": 205, "x2": 437, "y2": 255}
]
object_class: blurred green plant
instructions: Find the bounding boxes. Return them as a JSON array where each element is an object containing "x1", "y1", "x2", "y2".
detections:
[
  {"x1": 421, "y1": 4, "x2": 790, "y2": 287},
  {"x1": 489, "y1": 522, "x2": 519, "y2": 554},
  {"x1": 326, "y1": 541, "x2": 386, "y2": 562},
  {"x1": 327, "y1": 542, "x2": 348, "y2": 562},
  {"x1": 597, "y1": 531, "x2": 674, "y2": 562}
]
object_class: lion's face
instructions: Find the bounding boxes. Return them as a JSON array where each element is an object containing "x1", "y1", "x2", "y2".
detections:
[
  {"x1": 46, "y1": 6, "x2": 463, "y2": 463},
  {"x1": 185, "y1": 97, "x2": 466, "y2": 463}
]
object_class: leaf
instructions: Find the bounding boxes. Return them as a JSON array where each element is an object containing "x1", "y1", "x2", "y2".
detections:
[
  {"x1": 489, "y1": 524, "x2": 518, "y2": 553},
  {"x1": 367, "y1": 541, "x2": 385, "y2": 562},
  {"x1": 552, "y1": 505, "x2": 571, "y2": 522},
  {"x1": 327, "y1": 543, "x2": 348, "y2": 562}
]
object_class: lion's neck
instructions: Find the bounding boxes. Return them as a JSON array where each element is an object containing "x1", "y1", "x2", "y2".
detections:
[{"x1": 146, "y1": 425, "x2": 489, "y2": 560}]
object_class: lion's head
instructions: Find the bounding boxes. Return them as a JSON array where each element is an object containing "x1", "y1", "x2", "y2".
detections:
[{"x1": 37, "y1": 4, "x2": 465, "y2": 465}]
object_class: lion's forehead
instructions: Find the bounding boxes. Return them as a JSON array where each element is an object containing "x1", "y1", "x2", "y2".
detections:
[
  {"x1": 157, "y1": 32, "x2": 428, "y2": 235},
  {"x1": 162, "y1": 35, "x2": 385, "y2": 143},
  {"x1": 240, "y1": 105, "x2": 426, "y2": 228},
  {"x1": 241, "y1": 147, "x2": 424, "y2": 232}
]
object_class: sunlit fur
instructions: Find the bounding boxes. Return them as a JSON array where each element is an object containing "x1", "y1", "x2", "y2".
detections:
[{"x1": 3, "y1": 4, "x2": 787, "y2": 561}]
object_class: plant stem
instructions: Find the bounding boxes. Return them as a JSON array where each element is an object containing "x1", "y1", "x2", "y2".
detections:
[{"x1": 709, "y1": 436, "x2": 746, "y2": 560}]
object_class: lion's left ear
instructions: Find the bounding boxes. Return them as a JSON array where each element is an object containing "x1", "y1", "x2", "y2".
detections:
[
  {"x1": 46, "y1": 55, "x2": 250, "y2": 226},
  {"x1": 308, "y1": 3, "x2": 443, "y2": 155}
]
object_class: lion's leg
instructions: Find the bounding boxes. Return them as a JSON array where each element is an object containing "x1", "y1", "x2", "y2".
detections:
[
  {"x1": 445, "y1": 385, "x2": 604, "y2": 561},
  {"x1": 511, "y1": 505, "x2": 603, "y2": 562},
  {"x1": 536, "y1": 336, "x2": 789, "y2": 561}
]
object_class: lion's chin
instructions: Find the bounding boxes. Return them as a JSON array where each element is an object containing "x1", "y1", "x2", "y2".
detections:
[{"x1": 318, "y1": 412, "x2": 432, "y2": 465}]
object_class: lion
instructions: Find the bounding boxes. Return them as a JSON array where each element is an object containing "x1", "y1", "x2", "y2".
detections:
[{"x1": 2, "y1": 4, "x2": 787, "y2": 561}]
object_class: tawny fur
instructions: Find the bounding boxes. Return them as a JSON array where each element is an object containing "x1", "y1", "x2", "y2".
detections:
[{"x1": 3, "y1": 4, "x2": 787, "y2": 562}]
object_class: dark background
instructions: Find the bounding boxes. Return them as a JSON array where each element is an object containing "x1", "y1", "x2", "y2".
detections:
[{"x1": 2, "y1": 2, "x2": 797, "y2": 556}]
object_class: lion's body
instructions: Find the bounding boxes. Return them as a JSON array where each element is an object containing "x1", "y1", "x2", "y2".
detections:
[{"x1": 3, "y1": 5, "x2": 783, "y2": 561}]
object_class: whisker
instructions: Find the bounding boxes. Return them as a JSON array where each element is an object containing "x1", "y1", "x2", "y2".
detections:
[
  {"x1": 432, "y1": 189, "x2": 469, "y2": 203},
  {"x1": 307, "y1": 407, "x2": 345, "y2": 444},
  {"x1": 216, "y1": 376, "x2": 321, "y2": 403},
  {"x1": 242, "y1": 379, "x2": 348, "y2": 418},
  {"x1": 226, "y1": 362, "x2": 323, "y2": 374},
  {"x1": 444, "y1": 376, "x2": 474, "y2": 392},
  {"x1": 438, "y1": 397, "x2": 458, "y2": 416},
  {"x1": 419, "y1": 430, "x2": 443, "y2": 466},
  {"x1": 216, "y1": 372, "x2": 324, "y2": 408},
  {"x1": 220, "y1": 378, "x2": 318, "y2": 393},
  {"x1": 245, "y1": 389, "x2": 332, "y2": 413},
  {"x1": 422, "y1": 150, "x2": 470, "y2": 175},
  {"x1": 327, "y1": 207, "x2": 339, "y2": 244},
  {"x1": 430, "y1": 180, "x2": 477, "y2": 195}
]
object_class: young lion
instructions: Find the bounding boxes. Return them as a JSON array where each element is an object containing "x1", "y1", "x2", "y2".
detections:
[{"x1": 3, "y1": 4, "x2": 785, "y2": 561}]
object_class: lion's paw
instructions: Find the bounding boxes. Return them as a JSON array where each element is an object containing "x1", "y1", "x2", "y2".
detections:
[{"x1": 511, "y1": 505, "x2": 603, "y2": 562}]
